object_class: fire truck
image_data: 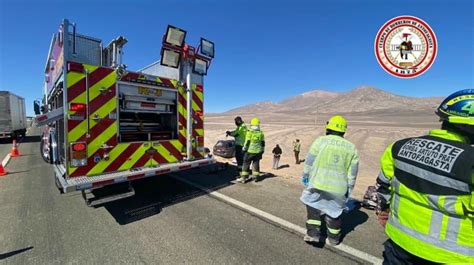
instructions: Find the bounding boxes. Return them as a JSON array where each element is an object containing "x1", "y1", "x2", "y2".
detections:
[{"x1": 35, "y1": 19, "x2": 216, "y2": 204}]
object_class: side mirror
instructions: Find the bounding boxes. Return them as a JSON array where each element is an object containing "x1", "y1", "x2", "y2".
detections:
[{"x1": 34, "y1": 100, "x2": 41, "y2": 115}]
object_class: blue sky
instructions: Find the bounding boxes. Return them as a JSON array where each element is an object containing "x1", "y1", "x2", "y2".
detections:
[{"x1": 0, "y1": 0, "x2": 472, "y2": 115}]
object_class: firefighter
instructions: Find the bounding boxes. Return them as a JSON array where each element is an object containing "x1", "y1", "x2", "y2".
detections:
[
  {"x1": 226, "y1": 116, "x2": 248, "y2": 173},
  {"x1": 300, "y1": 115, "x2": 359, "y2": 246},
  {"x1": 238, "y1": 117, "x2": 265, "y2": 183},
  {"x1": 375, "y1": 89, "x2": 474, "y2": 264},
  {"x1": 293, "y1": 139, "x2": 301, "y2": 164}
]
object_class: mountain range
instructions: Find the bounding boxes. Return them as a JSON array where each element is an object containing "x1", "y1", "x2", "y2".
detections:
[{"x1": 224, "y1": 86, "x2": 443, "y2": 115}]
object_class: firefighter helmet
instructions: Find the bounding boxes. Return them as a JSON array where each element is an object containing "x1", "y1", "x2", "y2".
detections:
[
  {"x1": 250, "y1": 118, "x2": 260, "y2": 126},
  {"x1": 326, "y1": 115, "x2": 347, "y2": 133},
  {"x1": 436, "y1": 89, "x2": 474, "y2": 125}
]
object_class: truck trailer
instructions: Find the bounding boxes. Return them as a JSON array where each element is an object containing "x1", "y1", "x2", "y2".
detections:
[
  {"x1": 0, "y1": 91, "x2": 27, "y2": 139},
  {"x1": 35, "y1": 19, "x2": 216, "y2": 203}
]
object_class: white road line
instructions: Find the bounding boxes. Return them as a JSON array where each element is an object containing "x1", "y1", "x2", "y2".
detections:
[
  {"x1": 2, "y1": 153, "x2": 11, "y2": 167},
  {"x1": 172, "y1": 174, "x2": 383, "y2": 265},
  {"x1": 1, "y1": 139, "x2": 22, "y2": 168}
]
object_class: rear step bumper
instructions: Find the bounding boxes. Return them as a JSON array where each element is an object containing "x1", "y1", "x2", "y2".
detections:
[{"x1": 54, "y1": 158, "x2": 216, "y2": 193}]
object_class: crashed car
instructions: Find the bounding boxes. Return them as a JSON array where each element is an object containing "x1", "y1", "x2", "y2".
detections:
[{"x1": 213, "y1": 139, "x2": 235, "y2": 158}]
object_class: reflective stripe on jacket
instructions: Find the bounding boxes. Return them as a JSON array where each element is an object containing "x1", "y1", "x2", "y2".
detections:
[
  {"x1": 244, "y1": 129, "x2": 264, "y2": 154},
  {"x1": 230, "y1": 124, "x2": 247, "y2": 146},
  {"x1": 300, "y1": 135, "x2": 359, "y2": 218},
  {"x1": 378, "y1": 129, "x2": 474, "y2": 264}
]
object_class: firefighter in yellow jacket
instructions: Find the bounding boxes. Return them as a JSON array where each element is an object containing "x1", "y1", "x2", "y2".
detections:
[
  {"x1": 376, "y1": 89, "x2": 474, "y2": 264},
  {"x1": 238, "y1": 117, "x2": 265, "y2": 183},
  {"x1": 300, "y1": 115, "x2": 359, "y2": 245}
]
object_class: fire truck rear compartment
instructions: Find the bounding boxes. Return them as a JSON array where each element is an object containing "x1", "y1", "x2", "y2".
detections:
[{"x1": 118, "y1": 83, "x2": 178, "y2": 143}]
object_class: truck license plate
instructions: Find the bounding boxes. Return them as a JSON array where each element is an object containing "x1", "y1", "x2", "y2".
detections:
[{"x1": 138, "y1": 87, "x2": 162, "y2": 97}]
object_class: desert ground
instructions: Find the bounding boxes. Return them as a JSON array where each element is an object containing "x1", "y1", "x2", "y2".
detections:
[{"x1": 205, "y1": 111, "x2": 440, "y2": 199}]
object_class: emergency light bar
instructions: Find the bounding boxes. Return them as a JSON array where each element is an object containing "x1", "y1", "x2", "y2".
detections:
[
  {"x1": 200, "y1": 38, "x2": 215, "y2": 58},
  {"x1": 160, "y1": 48, "x2": 181, "y2": 68},
  {"x1": 164, "y1": 25, "x2": 186, "y2": 48},
  {"x1": 193, "y1": 58, "x2": 208, "y2": 75}
]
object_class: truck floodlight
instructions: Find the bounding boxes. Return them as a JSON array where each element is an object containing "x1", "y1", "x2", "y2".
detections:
[
  {"x1": 200, "y1": 38, "x2": 214, "y2": 58},
  {"x1": 164, "y1": 25, "x2": 186, "y2": 48},
  {"x1": 160, "y1": 48, "x2": 181, "y2": 68},
  {"x1": 193, "y1": 58, "x2": 208, "y2": 75}
]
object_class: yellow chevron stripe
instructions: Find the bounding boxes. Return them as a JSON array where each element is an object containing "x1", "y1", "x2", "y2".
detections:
[
  {"x1": 171, "y1": 80, "x2": 178, "y2": 87},
  {"x1": 70, "y1": 70, "x2": 117, "y2": 105},
  {"x1": 192, "y1": 101, "x2": 202, "y2": 112},
  {"x1": 178, "y1": 106, "x2": 187, "y2": 120},
  {"x1": 195, "y1": 129, "x2": 204, "y2": 136},
  {"x1": 156, "y1": 77, "x2": 162, "y2": 83},
  {"x1": 155, "y1": 144, "x2": 176, "y2": 163},
  {"x1": 178, "y1": 87, "x2": 186, "y2": 97},
  {"x1": 68, "y1": 123, "x2": 117, "y2": 175},
  {"x1": 170, "y1": 139, "x2": 183, "y2": 151},
  {"x1": 68, "y1": 97, "x2": 117, "y2": 142},
  {"x1": 66, "y1": 65, "x2": 99, "y2": 89},
  {"x1": 118, "y1": 144, "x2": 148, "y2": 171},
  {"x1": 84, "y1": 64, "x2": 98, "y2": 74},
  {"x1": 67, "y1": 72, "x2": 84, "y2": 89},
  {"x1": 88, "y1": 143, "x2": 129, "y2": 175},
  {"x1": 195, "y1": 91, "x2": 203, "y2": 103}
]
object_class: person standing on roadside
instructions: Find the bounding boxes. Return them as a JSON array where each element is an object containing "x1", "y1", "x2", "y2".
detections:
[
  {"x1": 239, "y1": 118, "x2": 265, "y2": 183},
  {"x1": 272, "y1": 144, "x2": 282, "y2": 169},
  {"x1": 293, "y1": 139, "x2": 301, "y2": 164},
  {"x1": 226, "y1": 116, "x2": 247, "y2": 174}
]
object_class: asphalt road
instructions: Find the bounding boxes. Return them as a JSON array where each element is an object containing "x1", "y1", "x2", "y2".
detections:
[
  {"x1": 0, "y1": 135, "x2": 388, "y2": 264},
  {"x1": 0, "y1": 137, "x2": 12, "y2": 160}
]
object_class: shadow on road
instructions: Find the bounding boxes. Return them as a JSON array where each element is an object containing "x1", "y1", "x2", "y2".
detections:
[
  {"x1": 4, "y1": 170, "x2": 30, "y2": 175},
  {"x1": 255, "y1": 172, "x2": 276, "y2": 182},
  {"x1": 0, "y1": 246, "x2": 33, "y2": 260},
  {"x1": 305, "y1": 205, "x2": 369, "y2": 248},
  {"x1": 95, "y1": 162, "x2": 237, "y2": 225},
  {"x1": 21, "y1": 136, "x2": 41, "y2": 143},
  {"x1": 0, "y1": 135, "x2": 39, "y2": 145},
  {"x1": 341, "y1": 205, "x2": 369, "y2": 240},
  {"x1": 277, "y1": 164, "x2": 290, "y2": 169}
]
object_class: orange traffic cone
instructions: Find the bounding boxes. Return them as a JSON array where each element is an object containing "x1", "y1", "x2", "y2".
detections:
[
  {"x1": 10, "y1": 139, "x2": 20, "y2": 157},
  {"x1": 0, "y1": 164, "x2": 7, "y2": 176}
]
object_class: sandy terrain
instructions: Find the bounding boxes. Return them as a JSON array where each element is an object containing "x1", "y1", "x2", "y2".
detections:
[{"x1": 204, "y1": 114, "x2": 439, "y2": 200}]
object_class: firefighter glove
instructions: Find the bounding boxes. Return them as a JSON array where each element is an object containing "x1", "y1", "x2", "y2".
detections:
[{"x1": 301, "y1": 174, "x2": 309, "y2": 187}]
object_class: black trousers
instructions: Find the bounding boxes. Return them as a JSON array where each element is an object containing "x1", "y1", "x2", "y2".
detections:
[
  {"x1": 383, "y1": 239, "x2": 440, "y2": 265},
  {"x1": 294, "y1": 151, "x2": 300, "y2": 164},
  {"x1": 235, "y1": 145, "x2": 244, "y2": 170},
  {"x1": 305, "y1": 205, "x2": 342, "y2": 241},
  {"x1": 241, "y1": 152, "x2": 261, "y2": 177}
]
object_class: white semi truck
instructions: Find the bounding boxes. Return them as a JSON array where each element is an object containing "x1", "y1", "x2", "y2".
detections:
[{"x1": 0, "y1": 91, "x2": 27, "y2": 139}]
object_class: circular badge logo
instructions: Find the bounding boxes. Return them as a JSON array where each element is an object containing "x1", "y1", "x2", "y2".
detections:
[{"x1": 374, "y1": 16, "x2": 437, "y2": 78}]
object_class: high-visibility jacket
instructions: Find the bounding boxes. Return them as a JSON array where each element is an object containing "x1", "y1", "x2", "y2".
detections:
[
  {"x1": 300, "y1": 134, "x2": 359, "y2": 218},
  {"x1": 294, "y1": 142, "x2": 301, "y2": 152},
  {"x1": 377, "y1": 129, "x2": 474, "y2": 263},
  {"x1": 243, "y1": 129, "x2": 264, "y2": 154},
  {"x1": 230, "y1": 123, "x2": 247, "y2": 146}
]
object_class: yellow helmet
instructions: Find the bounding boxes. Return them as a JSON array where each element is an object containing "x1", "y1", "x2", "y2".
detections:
[
  {"x1": 326, "y1": 115, "x2": 347, "y2": 133},
  {"x1": 250, "y1": 117, "x2": 260, "y2": 126}
]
